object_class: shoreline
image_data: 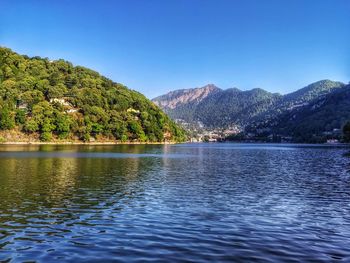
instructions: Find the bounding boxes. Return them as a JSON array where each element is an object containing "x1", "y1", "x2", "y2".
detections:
[
  {"x1": 0, "y1": 141, "x2": 179, "y2": 145},
  {"x1": 1, "y1": 141, "x2": 348, "y2": 146}
]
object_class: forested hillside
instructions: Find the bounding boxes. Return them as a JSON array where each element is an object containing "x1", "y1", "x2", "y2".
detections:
[
  {"x1": 247, "y1": 84, "x2": 350, "y2": 142},
  {"x1": 252, "y1": 80, "x2": 345, "y2": 122},
  {"x1": 153, "y1": 84, "x2": 221, "y2": 123},
  {"x1": 0, "y1": 47, "x2": 186, "y2": 142},
  {"x1": 153, "y1": 86, "x2": 281, "y2": 127},
  {"x1": 153, "y1": 80, "x2": 345, "y2": 130},
  {"x1": 154, "y1": 80, "x2": 349, "y2": 142},
  {"x1": 194, "y1": 88, "x2": 281, "y2": 127}
]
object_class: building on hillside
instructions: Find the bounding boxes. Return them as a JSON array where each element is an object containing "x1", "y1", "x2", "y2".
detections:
[
  {"x1": 66, "y1": 108, "x2": 79, "y2": 114},
  {"x1": 127, "y1": 108, "x2": 140, "y2": 114},
  {"x1": 49, "y1": 96, "x2": 79, "y2": 114},
  {"x1": 16, "y1": 100, "x2": 28, "y2": 110},
  {"x1": 50, "y1": 98, "x2": 72, "y2": 107}
]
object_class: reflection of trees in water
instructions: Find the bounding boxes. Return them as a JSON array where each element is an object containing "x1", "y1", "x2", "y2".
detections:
[
  {"x1": 0, "y1": 158, "x2": 79, "y2": 211},
  {"x1": 0, "y1": 146, "x2": 161, "y2": 228},
  {"x1": 343, "y1": 151, "x2": 350, "y2": 157},
  {"x1": 342, "y1": 151, "x2": 350, "y2": 172}
]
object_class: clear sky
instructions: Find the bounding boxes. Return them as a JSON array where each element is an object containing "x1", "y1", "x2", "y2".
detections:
[{"x1": 1, "y1": 0, "x2": 349, "y2": 98}]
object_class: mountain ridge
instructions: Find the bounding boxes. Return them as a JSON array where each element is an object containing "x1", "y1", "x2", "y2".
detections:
[
  {"x1": 247, "y1": 83, "x2": 350, "y2": 142},
  {"x1": 153, "y1": 84, "x2": 221, "y2": 109},
  {"x1": 152, "y1": 79, "x2": 348, "y2": 141},
  {"x1": 153, "y1": 79, "x2": 343, "y2": 109}
]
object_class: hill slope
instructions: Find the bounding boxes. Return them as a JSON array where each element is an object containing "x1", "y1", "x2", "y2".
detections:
[
  {"x1": 0, "y1": 47, "x2": 186, "y2": 142},
  {"x1": 249, "y1": 80, "x2": 345, "y2": 124},
  {"x1": 153, "y1": 85, "x2": 281, "y2": 127},
  {"x1": 248, "y1": 84, "x2": 350, "y2": 142},
  {"x1": 153, "y1": 80, "x2": 345, "y2": 128},
  {"x1": 153, "y1": 84, "x2": 221, "y2": 110},
  {"x1": 153, "y1": 84, "x2": 221, "y2": 122},
  {"x1": 194, "y1": 88, "x2": 281, "y2": 127}
]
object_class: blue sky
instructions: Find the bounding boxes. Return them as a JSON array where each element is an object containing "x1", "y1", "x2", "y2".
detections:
[{"x1": 1, "y1": 0, "x2": 349, "y2": 98}]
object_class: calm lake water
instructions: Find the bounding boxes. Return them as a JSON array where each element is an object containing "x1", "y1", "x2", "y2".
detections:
[{"x1": 0, "y1": 143, "x2": 350, "y2": 262}]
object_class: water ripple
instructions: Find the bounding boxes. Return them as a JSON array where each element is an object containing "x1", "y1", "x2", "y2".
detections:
[{"x1": 0, "y1": 144, "x2": 349, "y2": 262}]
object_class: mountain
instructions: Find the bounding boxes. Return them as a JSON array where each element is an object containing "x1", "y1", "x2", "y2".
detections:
[
  {"x1": 250, "y1": 80, "x2": 346, "y2": 124},
  {"x1": 153, "y1": 80, "x2": 347, "y2": 141},
  {"x1": 153, "y1": 84, "x2": 221, "y2": 109},
  {"x1": 248, "y1": 83, "x2": 350, "y2": 142},
  {"x1": 153, "y1": 84, "x2": 221, "y2": 123},
  {"x1": 153, "y1": 85, "x2": 281, "y2": 127},
  {"x1": 282, "y1": 79, "x2": 345, "y2": 106},
  {"x1": 193, "y1": 88, "x2": 282, "y2": 127},
  {"x1": 0, "y1": 47, "x2": 186, "y2": 142}
]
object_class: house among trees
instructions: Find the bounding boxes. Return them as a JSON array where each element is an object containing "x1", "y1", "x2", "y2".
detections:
[
  {"x1": 49, "y1": 97, "x2": 71, "y2": 107},
  {"x1": 16, "y1": 100, "x2": 28, "y2": 111},
  {"x1": 0, "y1": 47, "x2": 186, "y2": 143},
  {"x1": 127, "y1": 108, "x2": 140, "y2": 120},
  {"x1": 127, "y1": 108, "x2": 140, "y2": 114},
  {"x1": 66, "y1": 108, "x2": 79, "y2": 113},
  {"x1": 49, "y1": 95, "x2": 79, "y2": 114}
]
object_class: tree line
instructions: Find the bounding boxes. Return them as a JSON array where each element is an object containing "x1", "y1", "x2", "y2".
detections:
[{"x1": 0, "y1": 47, "x2": 186, "y2": 142}]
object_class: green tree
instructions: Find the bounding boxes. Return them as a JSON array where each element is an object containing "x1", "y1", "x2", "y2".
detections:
[
  {"x1": 0, "y1": 47, "x2": 186, "y2": 143},
  {"x1": 24, "y1": 119, "x2": 39, "y2": 133},
  {"x1": 55, "y1": 113, "x2": 71, "y2": 139},
  {"x1": 128, "y1": 120, "x2": 147, "y2": 141},
  {"x1": 0, "y1": 107, "x2": 15, "y2": 130},
  {"x1": 15, "y1": 109, "x2": 26, "y2": 125},
  {"x1": 40, "y1": 132, "x2": 52, "y2": 141},
  {"x1": 343, "y1": 122, "x2": 350, "y2": 142}
]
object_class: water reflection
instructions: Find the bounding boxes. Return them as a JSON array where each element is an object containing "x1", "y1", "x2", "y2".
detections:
[
  {"x1": 0, "y1": 146, "x2": 165, "y2": 261},
  {"x1": 0, "y1": 144, "x2": 349, "y2": 262}
]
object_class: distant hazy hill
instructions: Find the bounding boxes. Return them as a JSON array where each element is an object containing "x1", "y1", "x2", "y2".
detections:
[
  {"x1": 152, "y1": 80, "x2": 345, "y2": 129},
  {"x1": 0, "y1": 47, "x2": 186, "y2": 142}
]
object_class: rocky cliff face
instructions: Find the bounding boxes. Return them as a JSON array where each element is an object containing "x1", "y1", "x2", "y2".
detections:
[{"x1": 153, "y1": 84, "x2": 221, "y2": 109}]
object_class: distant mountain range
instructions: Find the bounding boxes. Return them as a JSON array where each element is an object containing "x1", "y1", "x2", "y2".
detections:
[
  {"x1": 152, "y1": 80, "x2": 349, "y2": 142},
  {"x1": 247, "y1": 82, "x2": 350, "y2": 142}
]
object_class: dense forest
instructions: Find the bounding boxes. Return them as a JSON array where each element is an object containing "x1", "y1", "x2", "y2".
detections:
[
  {"x1": 247, "y1": 83, "x2": 350, "y2": 143},
  {"x1": 0, "y1": 47, "x2": 186, "y2": 142},
  {"x1": 153, "y1": 85, "x2": 282, "y2": 127},
  {"x1": 194, "y1": 88, "x2": 281, "y2": 127},
  {"x1": 154, "y1": 80, "x2": 350, "y2": 142},
  {"x1": 154, "y1": 80, "x2": 345, "y2": 129}
]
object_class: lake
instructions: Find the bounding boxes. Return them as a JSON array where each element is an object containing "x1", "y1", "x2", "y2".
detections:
[{"x1": 0, "y1": 143, "x2": 350, "y2": 262}]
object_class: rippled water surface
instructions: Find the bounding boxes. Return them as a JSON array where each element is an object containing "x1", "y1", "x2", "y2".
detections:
[{"x1": 1, "y1": 143, "x2": 350, "y2": 262}]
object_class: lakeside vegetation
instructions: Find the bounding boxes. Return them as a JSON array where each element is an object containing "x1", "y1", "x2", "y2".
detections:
[{"x1": 0, "y1": 47, "x2": 186, "y2": 143}]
